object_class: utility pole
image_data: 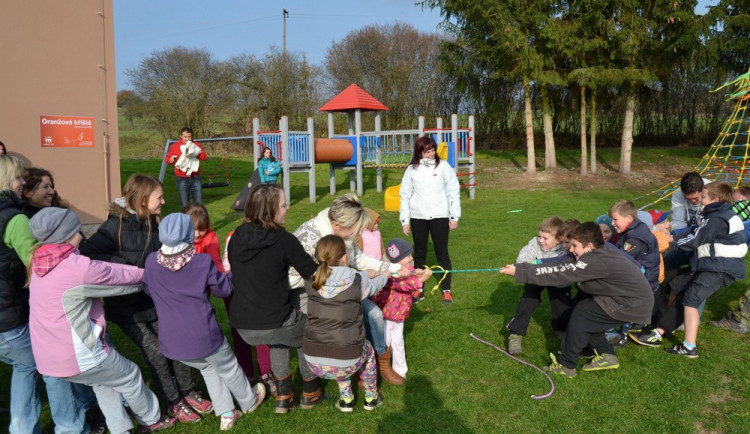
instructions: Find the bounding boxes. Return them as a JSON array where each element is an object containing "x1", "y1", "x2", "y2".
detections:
[{"x1": 282, "y1": 9, "x2": 288, "y2": 59}]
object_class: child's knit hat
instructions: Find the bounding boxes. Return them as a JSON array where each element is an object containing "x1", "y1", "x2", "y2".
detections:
[
  {"x1": 28, "y1": 207, "x2": 81, "y2": 244},
  {"x1": 594, "y1": 214, "x2": 615, "y2": 235},
  {"x1": 386, "y1": 238, "x2": 412, "y2": 263},
  {"x1": 159, "y1": 213, "x2": 194, "y2": 249}
]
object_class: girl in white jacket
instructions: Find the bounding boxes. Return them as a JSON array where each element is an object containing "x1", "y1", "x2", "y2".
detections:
[{"x1": 399, "y1": 136, "x2": 461, "y2": 305}]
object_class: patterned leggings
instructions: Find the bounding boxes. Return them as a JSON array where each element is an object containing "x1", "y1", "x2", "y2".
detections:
[{"x1": 307, "y1": 341, "x2": 378, "y2": 400}]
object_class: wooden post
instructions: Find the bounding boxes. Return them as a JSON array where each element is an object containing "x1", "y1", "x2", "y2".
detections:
[{"x1": 307, "y1": 117, "x2": 316, "y2": 203}]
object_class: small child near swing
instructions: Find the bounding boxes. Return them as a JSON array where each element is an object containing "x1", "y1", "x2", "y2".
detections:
[{"x1": 372, "y1": 238, "x2": 432, "y2": 379}]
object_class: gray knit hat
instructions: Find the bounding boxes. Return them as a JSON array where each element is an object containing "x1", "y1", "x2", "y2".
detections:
[
  {"x1": 159, "y1": 213, "x2": 194, "y2": 247},
  {"x1": 385, "y1": 238, "x2": 413, "y2": 263},
  {"x1": 29, "y1": 207, "x2": 81, "y2": 244}
]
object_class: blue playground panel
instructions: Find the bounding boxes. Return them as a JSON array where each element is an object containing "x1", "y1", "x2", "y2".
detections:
[{"x1": 257, "y1": 133, "x2": 310, "y2": 163}]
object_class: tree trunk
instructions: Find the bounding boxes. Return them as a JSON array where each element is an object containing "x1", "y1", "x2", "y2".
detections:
[
  {"x1": 590, "y1": 92, "x2": 597, "y2": 174},
  {"x1": 619, "y1": 92, "x2": 635, "y2": 176},
  {"x1": 580, "y1": 85, "x2": 587, "y2": 176},
  {"x1": 541, "y1": 84, "x2": 556, "y2": 169},
  {"x1": 524, "y1": 77, "x2": 536, "y2": 175}
]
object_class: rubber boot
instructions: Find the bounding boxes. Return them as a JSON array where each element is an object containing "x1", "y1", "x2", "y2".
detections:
[
  {"x1": 299, "y1": 377, "x2": 327, "y2": 409},
  {"x1": 377, "y1": 346, "x2": 405, "y2": 385},
  {"x1": 274, "y1": 375, "x2": 295, "y2": 414}
]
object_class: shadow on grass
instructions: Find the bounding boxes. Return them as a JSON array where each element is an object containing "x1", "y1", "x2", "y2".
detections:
[{"x1": 377, "y1": 374, "x2": 470, "y2": 433}]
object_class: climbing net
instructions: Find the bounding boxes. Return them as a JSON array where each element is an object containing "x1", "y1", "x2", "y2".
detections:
[{"x1": 635, "y1": 68, "x2": 750, "y2": 209}]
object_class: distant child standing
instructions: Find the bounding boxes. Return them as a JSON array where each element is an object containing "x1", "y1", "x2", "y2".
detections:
[
  {"x1": 506, "y1": 216, "x2": 572, "y2": 354},
  {"x1": 142, "y1": 213, "x2": 266, "y2": 430},
  {"x1": 166, "y1": 127, "x2": 207, "y2": 206},
  {"x1": 80, "y1": 174, "x2": 212, "y2": 424},
  {"x1": 372, "y1": 238, "x2": 432, "y2": 379},
  {"x1": 630, "y1": 183, "x2": 747, "y2": 357},
  {"x1": 258, "y1": 147, "x2": 281, "y2": 185},
  {"x1": 27, "y1": 207, "x2": 174, "y2": 433},
  {"x1": 303, "y1": 235, "x2": 388, "y2": 412}
]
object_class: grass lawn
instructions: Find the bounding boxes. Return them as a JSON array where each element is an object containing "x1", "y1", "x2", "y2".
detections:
[{"x1": 2, "y1": 145, "x2": 748, "y2": 433}]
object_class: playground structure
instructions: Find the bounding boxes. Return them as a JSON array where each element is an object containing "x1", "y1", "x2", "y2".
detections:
[
  {"x1": 635, "y1": 68, "x2": 750, "y2": 209},
  {"x1": 158, "y1": 84, "x2": 476, "y2": 206}
]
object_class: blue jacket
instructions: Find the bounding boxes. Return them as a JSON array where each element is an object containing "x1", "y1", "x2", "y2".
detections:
[
  {"x1": 258, "y1": 158, "x2": 281, "y2": 183},
  {"x1": 676, "y1": 201, "x2": 747, "y2": 280},
  {"x1": 616, "y1": 218, "x2": 660, "y2": 292}
]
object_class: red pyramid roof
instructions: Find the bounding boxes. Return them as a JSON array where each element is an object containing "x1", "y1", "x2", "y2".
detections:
[{"x1": 319, "y1": 84, "x2": 389, "y2": 112}]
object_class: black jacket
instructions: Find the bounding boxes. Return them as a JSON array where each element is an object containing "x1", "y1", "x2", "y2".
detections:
[
  {"x1": 515, "y1": 246, "x2": 654, "y2": 325},
  {"x1": 617, "y1": 218, "x2": 660, "y2": 292},
  {"x1": 676, "y1": 201, "x2": 748, "y2": 279},
  {"x1": 79, "y1": 203, "x2": 159, "y2": 323},
  {"x1": 227, "y1": 222, "x2": 318, "y2": 330},
  {"x1": 0, "y1": 191, "x2": 29, "y2": 332}
]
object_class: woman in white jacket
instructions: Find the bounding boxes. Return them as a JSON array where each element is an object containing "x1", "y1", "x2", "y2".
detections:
[{"x1": 400, "y1": 136, "x2": 461, "y2": 305}]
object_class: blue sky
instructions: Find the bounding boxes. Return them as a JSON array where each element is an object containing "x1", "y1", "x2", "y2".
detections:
[{"x1": 113, "y1": 0, "x2": 715, "y2": 90}]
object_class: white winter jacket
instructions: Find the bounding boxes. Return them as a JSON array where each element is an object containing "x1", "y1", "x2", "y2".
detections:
[{"x1": 399, "y1": 159, "x2": 461, "y2": 225}]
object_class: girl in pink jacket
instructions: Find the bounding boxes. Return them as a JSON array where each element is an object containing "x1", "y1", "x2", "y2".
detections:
[
  {"x1": 27, "y1": 207, "x2": 174, "y2": 434},
  {"x1": 371, "y1": 238, "x2": 432, "y2": 379}
]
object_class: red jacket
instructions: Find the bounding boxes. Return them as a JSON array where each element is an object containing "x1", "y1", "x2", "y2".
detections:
[
  {"x1": 194, "y1": 229, "x2": 223, "y2": 273},
  {"x1": 165, "y1": 140, "x2": 207, "y2": 178}
]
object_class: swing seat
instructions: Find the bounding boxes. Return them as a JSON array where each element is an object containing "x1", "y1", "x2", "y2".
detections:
[{"x1": 202, "y1": 181, "x2": 229, "y2": 188}]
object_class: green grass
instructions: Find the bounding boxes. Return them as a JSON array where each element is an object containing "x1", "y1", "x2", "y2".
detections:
[{"x1": 2, "y1": 146, "x2": 749, "y2": 433}]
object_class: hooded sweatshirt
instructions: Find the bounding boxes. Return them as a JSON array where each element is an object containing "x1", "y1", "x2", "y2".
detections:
[
  {"x1": 142, "y1": 247, "x2": 233, "y2": 360},
  {"x1": 227, "y1": 221, "x2": 319, "y2": 330},
  {"x1": 28, "y1": 244, "x2": 143, "y2": 377},
  {"x1": 514, "y1": 246, "x2": 653, "y2": 325}
]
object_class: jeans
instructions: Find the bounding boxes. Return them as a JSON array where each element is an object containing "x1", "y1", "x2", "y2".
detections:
[
  {"x1": 362, "y1": 298, "x2": 386, "y2": 355},
  {"x1": 0, "y1": 324, "x2": 87, "y2": 434},
  {"x1": 237, "y1": 309, "x2": 314, "y2": 381},
  {"x1": 175, "y1": 176, "x2": 202, "y2": 207}
]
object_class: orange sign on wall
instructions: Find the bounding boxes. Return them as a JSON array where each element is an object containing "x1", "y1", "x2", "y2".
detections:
[{"x1": 40, "y1": 115, "x2": 95, "y2": 147}]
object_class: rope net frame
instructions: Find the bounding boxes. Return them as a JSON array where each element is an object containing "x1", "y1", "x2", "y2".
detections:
[{"x1": 635, "y1": 68, "x2": 750, "y2": 209}]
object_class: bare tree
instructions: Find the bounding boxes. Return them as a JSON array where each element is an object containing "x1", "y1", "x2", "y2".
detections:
[
  {"x1": 324, "y1": 22, "x2": 461, "y2": 129},
  {"x1": 126, "y1": 46, "x2": 234, "y2": 139}
]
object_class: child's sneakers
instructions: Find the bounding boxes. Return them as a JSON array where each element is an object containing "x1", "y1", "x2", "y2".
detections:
[
  {"x1": 442, "y1": 291, "x2": 453, "y2": 305},
  {"x1": 628, "y1": 328, "x2": 662, "y2": 347},
  {"x1": 581, "y1": 351, "x2": 619, "y2": 371},
  {"x1": 335, "y1": 397, "x2": 355, "y2": 413},
  {"x1": 664, "y1": 343, "x2": 699, "y2": 358},
  {"x1": 709, "y1": 313, "x2": 749, "y2": 333},
  {"x1": 168, "y1": 400, "x2": 200, "y2": 423},
  {"x1": 363, "y1": 393, "x2": 384, "y2": 411},
  {"x1": 508, "y1": 334, "x2": 523, "y2": 355},
  {"x1": 184, "y1": 391, "x2": 213, "y2": 414},
  {"x1": 542, "y1": 353, "x2": 576, "y2": 377},
  {"x1": 411, "y1": 290, "x2": 424, "y2": 303},
  {"x1": 219, "y1": 409, "x2": 241, "y2": 431},
  {"x1": 244, "y1": 383, "x2": 266, "y2": 414},
  {"x1": 140, "y1": 415, "x2": 176, "y2": 433}
]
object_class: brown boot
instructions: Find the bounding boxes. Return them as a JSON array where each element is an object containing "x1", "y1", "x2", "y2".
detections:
[
  {"x1": 377, "y1": 346, "x2": 404, "y2": 385},
  {"x1": 274, "y1": 375, "x2": 295, "y2": 414}
]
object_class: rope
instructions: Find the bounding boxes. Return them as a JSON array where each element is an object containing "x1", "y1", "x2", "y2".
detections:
[
  {"x1": 420, "y1": 265, "x2": 502, "y2": 295},
  {"x1": 469, "y1": 333, "x2": 555, "y2": 400}
]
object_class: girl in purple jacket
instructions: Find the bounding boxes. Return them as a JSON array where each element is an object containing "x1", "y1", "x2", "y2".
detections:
[{"x1": 142, "y1": 213, "x2": 266, "y2": 431}]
